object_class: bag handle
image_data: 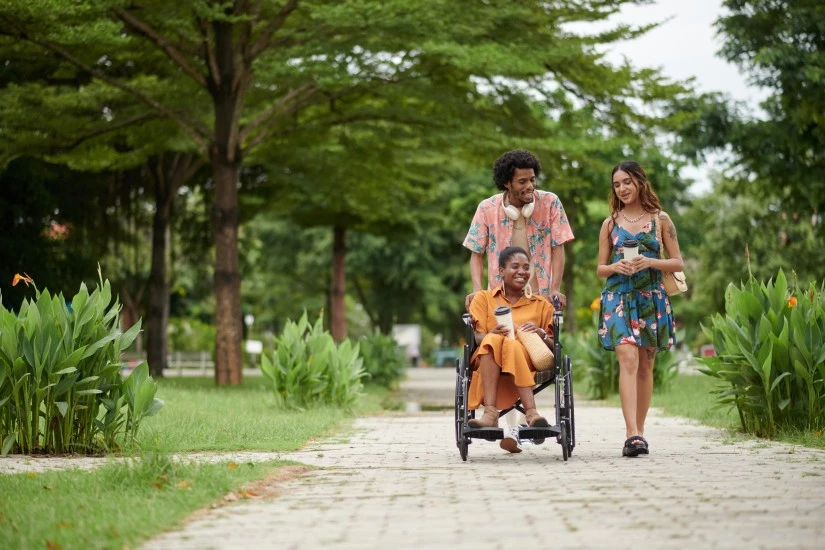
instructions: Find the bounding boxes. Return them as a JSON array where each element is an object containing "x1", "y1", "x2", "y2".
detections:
[{"x1": 654, "y1": 210, "x2": 668, "y2": 260}]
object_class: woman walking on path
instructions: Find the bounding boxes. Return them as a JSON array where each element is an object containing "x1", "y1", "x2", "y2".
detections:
[{"x1": 595, "y1": 161, "x2": 684, "y2": 457}]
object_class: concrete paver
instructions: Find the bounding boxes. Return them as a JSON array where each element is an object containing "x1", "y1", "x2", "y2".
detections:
[{"x1": 143, "y1": 399, "x2": 825, "y2": 549}]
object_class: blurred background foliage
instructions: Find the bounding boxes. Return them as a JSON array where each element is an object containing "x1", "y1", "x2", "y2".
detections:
[{"x1": 0, "y1": 0, "x2": 822, "y2": 378}]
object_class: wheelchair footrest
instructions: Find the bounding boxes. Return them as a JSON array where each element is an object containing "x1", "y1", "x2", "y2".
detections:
[
  {"x1": 519, "y1": 426, "x2": 560, "y2": 439},
  {"x1": 463, "y1": 427, "x2": 503, "y2": 441},
  {"x1": 463, "y1": 425, "x2": 560, "y2": 440}
]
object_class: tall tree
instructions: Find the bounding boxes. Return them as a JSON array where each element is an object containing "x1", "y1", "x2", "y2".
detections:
[
  {"x1": 2, "y1": 0, "x2": 682, "y2": 382},
  {"x1": 715, "y1": 0, "x2": 825, "y2": 214}
]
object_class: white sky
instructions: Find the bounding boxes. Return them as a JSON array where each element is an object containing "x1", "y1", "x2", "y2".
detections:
[{"x1": 598, "y1": 0, "x2": 770, "y2": 195}]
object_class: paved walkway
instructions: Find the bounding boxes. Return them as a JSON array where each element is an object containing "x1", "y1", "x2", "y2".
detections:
[{"x1": 143, "y1": 369, "x2": 825, "y2": 550}]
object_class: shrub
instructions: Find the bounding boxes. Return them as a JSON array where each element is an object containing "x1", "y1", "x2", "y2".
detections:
[
  {"x1": 567, "y1": 330, "x2": 618, "y2": 400},
  {"x1": 0, "y1": 276, "x2": 163, "y2": 455},
  {"x1": 260, "y1": 312, "x2": 366, "y2": 409},
  {"x1": 699, "y1": 270, "x2": 825, "y2": 437},
  {"x1": 358, "y1": 329, "x2": 407, "y2": 388},
  {"x1": 167, "y1": 317, "x2": 216, "y2": 352}
]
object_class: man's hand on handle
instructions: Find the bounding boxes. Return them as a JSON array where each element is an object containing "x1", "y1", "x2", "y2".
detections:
[
  {"x1": 549, "y1": 290, "x2": 566, "y2": 309},
  {"x1": 464, "y1": 291, "x2": 478, "y2": 312}
]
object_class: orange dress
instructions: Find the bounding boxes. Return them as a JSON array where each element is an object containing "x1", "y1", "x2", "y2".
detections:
[{"x1": 468, "y1": 287, "x2": 555, "y2": 410}]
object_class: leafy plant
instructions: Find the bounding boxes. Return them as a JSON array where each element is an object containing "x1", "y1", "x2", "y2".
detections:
[
  {"x1": 699, "y1": 269, "x2": 825, "y2": 437},
  {"x1": 358, "y1": 330, "x2": 406, "y2": 388},
  {"x1": 0, "y1": 275, "x2": 163, "y2": 455},
  {"x1": 567, "y1": 330, "x2": 619, "y2": 400},
  {"x1": 260, "y1": 312, "x2": 366, "y2": 409}
]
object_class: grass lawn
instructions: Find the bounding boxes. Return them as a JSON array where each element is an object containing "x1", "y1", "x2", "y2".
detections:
[
  {"x1": 1, "y1": 376, "x2": 395, "y2": 550},
  {"x1": 0, "y1": 456, "x2": 290, "y2": 550},
  {"x1": 133, "y1": 376, "x2": 390, "y2": 453},
  {"x1": 606, "y1": 373, "x2": 825, "y2": 449}
]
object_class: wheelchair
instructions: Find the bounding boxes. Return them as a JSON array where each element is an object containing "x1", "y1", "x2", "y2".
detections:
[{"x1": 454, "y1": 300, "x2": 575, "y2": 461}]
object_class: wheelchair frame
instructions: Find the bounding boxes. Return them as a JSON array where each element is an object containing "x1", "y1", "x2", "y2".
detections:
[{"x1": 454, "y1": 303, "x2": 576, "y2": 461}]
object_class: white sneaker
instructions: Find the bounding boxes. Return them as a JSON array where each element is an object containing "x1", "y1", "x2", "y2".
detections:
[{"x1": 499, "y1": 426, "x2": 522, "y2": 453}]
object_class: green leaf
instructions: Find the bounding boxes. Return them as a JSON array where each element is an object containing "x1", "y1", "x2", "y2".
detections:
[
  {"x1": 2, "y1": 433, "x2": 17, "y2": 456},
  {"x1": 117, "y1": 319, "x2": 142, "y2": 352},
  {"x1": 52, "y1": 366, "x2": 78, "y2": 376}
]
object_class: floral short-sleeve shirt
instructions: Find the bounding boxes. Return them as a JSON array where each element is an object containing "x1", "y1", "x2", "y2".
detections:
[{"x1": 463, "y1": 191, "x2": 575, "y2": 296}]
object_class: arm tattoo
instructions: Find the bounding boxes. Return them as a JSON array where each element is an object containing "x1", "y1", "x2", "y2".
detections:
[{"x1": 667, "y1": 224, "x2": 678, "y2": 242}]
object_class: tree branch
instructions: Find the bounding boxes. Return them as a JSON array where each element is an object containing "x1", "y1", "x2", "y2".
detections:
[
  {"x1": 0, "y1": 16, "x2": 212, "y2": 150},
  {"x1": 242, "y1": 86, "x2": 321, "y2": 153},
  {"x1": 61, "y1": 112, "x2": 164, "y2": 150},
  {"x1": 196, "y1": 16, "x2": 221, "y2": 88},
  {"x1": 248, "y1": 0, "x2": 299, "y2": 59},
  {"x1": 239, "y1": 82, "x2": 316, "y2": 142},
  {"x1": 112, "y1": 7, "x2": 207, "y2": 88}
]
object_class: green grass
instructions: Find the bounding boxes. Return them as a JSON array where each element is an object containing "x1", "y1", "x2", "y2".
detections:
[
  {"x1": 606, "y1": 373, "x2": 825, "y2": 449},
  {"x1": 0, "y1": 455, "x2": 291, "y2": 550},
  {"x1": 606, "y1": 373, "x2": 738, "y2": 429},
  {"x1": 131, "y1": 376, "x2": 390, "y2": 453},
  {"x1": 650, "y1": 374, "x2": 740, "y2": 429}
]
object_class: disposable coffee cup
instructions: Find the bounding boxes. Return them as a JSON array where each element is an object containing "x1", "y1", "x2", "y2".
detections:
[
  {"x1": 493, "y1": 305, "x2": 515, "y2": 339},
  {"x1": 623, "y1": 238, "x2": 639, "y2": 260}
]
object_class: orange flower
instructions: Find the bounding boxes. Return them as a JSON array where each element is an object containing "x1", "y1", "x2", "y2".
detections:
[
  {"x1": 788, "y1": 296, "x2": 798, "y2": 308},
  {"x1": 590, "y1": 297, "x2": 601, "y2": 311},
  {"x1": 12, "y1": 273, "x2": 34, "y2": 287}
]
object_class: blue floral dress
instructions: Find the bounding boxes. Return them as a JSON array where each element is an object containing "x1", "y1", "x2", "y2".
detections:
[{"x1": 598, "y1": 217, "x2": 675, "y2": 351}]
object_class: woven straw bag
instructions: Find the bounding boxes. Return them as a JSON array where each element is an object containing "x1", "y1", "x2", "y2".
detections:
[
  {"x1": 517, "y1": 330, "x2": 555, "y2": 372},
  {"x1": 655, "y1": 212, "x2": 688, "y2": 296}
]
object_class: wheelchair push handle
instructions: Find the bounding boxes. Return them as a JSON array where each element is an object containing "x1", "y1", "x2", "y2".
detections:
[{"x1": 552, "y1": 296, "x2": 563, "y2": 325}]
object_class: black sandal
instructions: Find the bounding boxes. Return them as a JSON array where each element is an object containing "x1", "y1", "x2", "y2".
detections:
[{"x1": 622, "y1": 436, "x2": 649, "y2": 457}]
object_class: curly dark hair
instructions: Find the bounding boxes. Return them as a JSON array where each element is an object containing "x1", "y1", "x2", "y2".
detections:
[
  {"x1": 492, "y1": 150, "x2": 541, "y2": 191},
  {"x1": 498, "y1": 246, "x2": 529, "y2": 271}
]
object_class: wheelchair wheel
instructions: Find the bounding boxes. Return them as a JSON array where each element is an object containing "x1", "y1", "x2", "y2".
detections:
[
  {"x1": 560, "y1": 419, "x2": 569, "y2": 461},
  {"x1": 565, "y1": 356, "x2": 576, "y2": 454},
  {"x1": 454, "y1": 354, "x2": 470, "y2": 461}
]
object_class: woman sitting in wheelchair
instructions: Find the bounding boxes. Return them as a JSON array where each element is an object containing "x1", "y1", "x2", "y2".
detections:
[{"x1": 467, "y1": 246, "x2": 554, "y2": 431}]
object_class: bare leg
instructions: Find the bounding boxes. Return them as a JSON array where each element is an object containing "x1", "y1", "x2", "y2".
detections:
[
  {"x1": 478, "y1": 354, "x2": 500, "y2": 406},
  {"x1": 636, "y1": 347, "x2": 656, "y2": 436},
  {"x1": 516, "y1": 385, "x2": 537, "y2": 411},
  {"x1": 467, "y1": 354, "x2": 502, "y2": 428},
  {"x1": 616, "y1": 344, "x2": 640, "y2": 438}
]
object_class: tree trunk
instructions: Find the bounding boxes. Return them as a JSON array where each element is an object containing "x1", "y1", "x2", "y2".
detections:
[
  {"x1": 146, "y1": 153, "x2": 203, "y2": 378},
  {"x1": 330, "y1": 225, "x2": 347, "y2": 341},
  {"x1": 209, "y1": 18, "x2": 246, "y2": 386},
  {"x1": 147, "y1": 163, "x2": 172, "y2": 377},
  {"x1": 211, "y1": 156, "x2": 243, "y2": 385}
]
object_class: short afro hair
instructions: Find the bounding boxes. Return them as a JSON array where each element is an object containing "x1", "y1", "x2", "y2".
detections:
[{"x1": 492, "y1": 149, "x2": 541, "y2": 191}]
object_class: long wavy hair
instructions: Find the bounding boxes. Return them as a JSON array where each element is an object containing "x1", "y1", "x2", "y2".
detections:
[{"x1": 609, "y1": 161, "x2": 663, "y2": 218}]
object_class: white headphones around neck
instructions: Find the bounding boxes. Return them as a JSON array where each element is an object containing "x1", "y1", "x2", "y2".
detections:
[{"x1": 503, "y1": 196, "x2": 535, "y2": 220}]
